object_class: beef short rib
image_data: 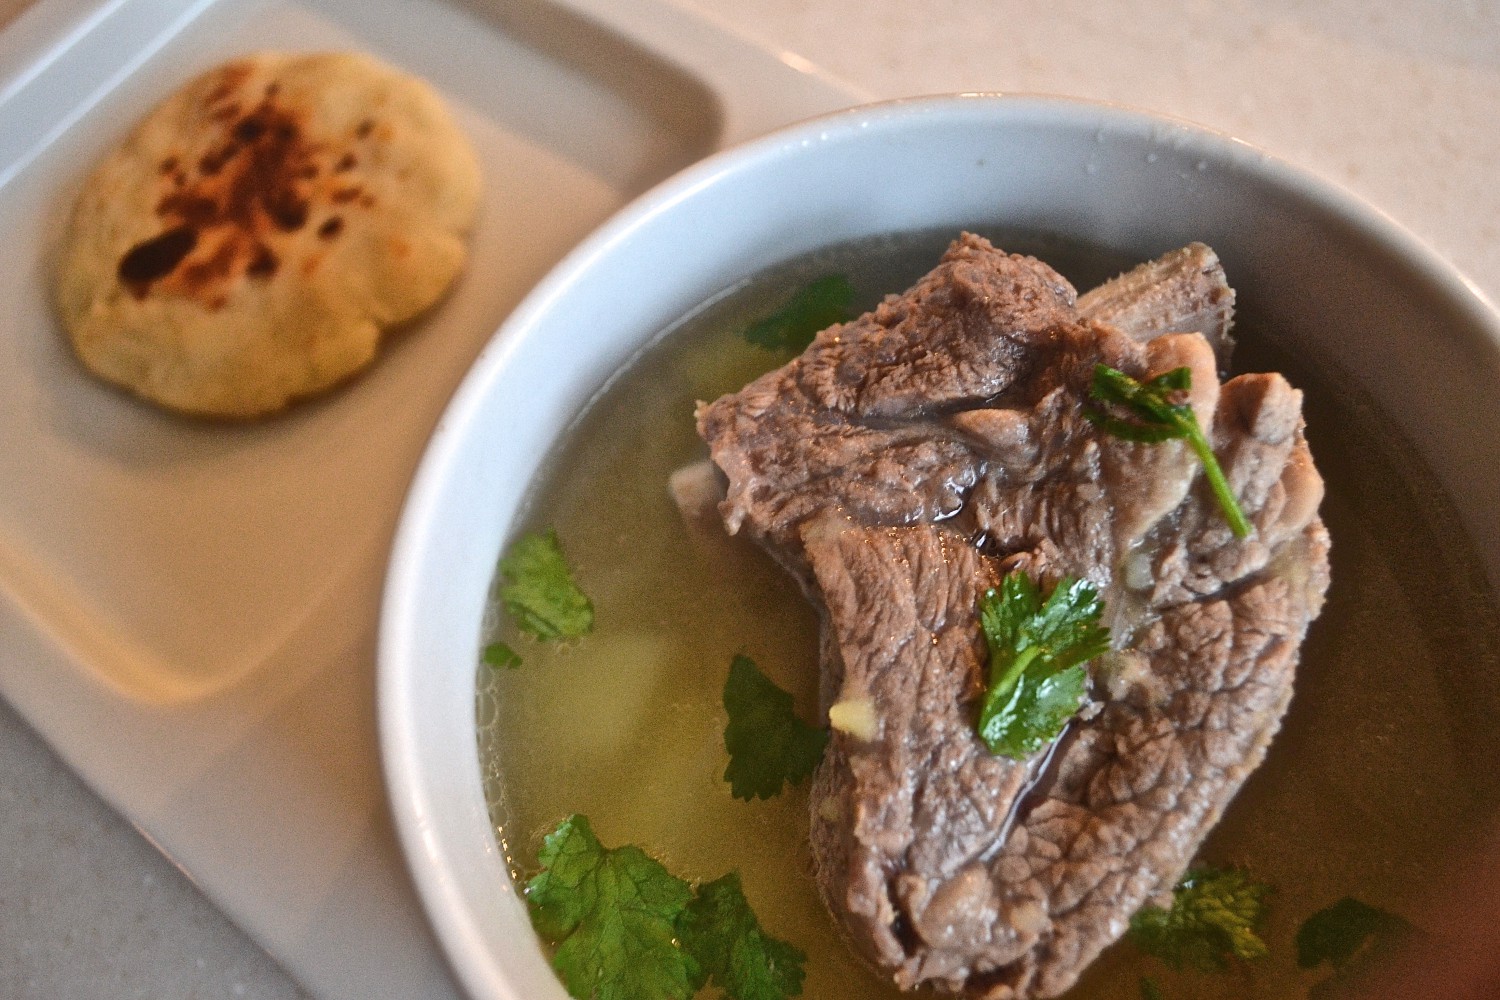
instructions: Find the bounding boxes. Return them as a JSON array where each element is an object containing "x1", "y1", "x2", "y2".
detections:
[{"x1": 697, "y1": 234, "x2": 1329, "y2": 998}]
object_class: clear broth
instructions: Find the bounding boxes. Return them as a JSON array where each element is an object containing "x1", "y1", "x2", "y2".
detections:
[{"x1": 477, "y1": 229, "x2": 1500, "y2": 998}]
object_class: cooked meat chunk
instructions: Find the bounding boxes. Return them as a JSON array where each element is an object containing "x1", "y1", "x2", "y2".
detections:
[
  {"x1": 697, "y1": 234, "x2": 1328, "y2": 998},
  {"x1": 1076, "y1": 241, "x2": 1237, "y2": 365}
]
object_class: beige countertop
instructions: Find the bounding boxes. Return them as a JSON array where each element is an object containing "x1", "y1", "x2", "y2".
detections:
[{"x1": 690, "y1": 0, "x2": 1500, "y2": 306}]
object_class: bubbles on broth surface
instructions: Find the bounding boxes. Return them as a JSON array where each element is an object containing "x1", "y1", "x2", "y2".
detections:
[{"x1": 477, "y1": 228, "x2": 1500, "y2": 999}]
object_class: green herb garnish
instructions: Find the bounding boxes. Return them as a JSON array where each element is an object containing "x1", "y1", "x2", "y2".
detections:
[
  {"x1": 1129, "y1": 867, "x2": 1271, "y2": 972},
  {"x1": 723, "y1": 655, "x2": 828, "y2": 800},
  {"x1": 1086, "y1": 364, "x2": 1252, "y2": 538},
  {"x1": 527, "y1": 815, "x2": 698, "y2": 1000},
  {"x1": 679, "y1": 873, "x2": 807, "y2": 1000},
  {"x1": 1296, "y1": 896, "x2": 1412, "y2": 971},
  {"x1": 1139, "y1": 976, "x2": 1166, "y2": 1000},
  {"x1": 482, "y1": 641, "x2": 522, "y2": 670},
  {"x1": 527, "y1": 816, "x2": 805, "y2": 1000},
  {"x1": 742, "y1": 275, "x2": 854, "y2": 352},
  {"x1": 498, "y1": 529, "x2": 594, "y2": 642},
  {"x1": 976, "y1": 572, "x2": 1109, "y2": 759}
]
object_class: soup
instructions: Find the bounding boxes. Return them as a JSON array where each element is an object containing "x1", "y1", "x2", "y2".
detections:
[{"x1": 476, "y1": 229, "x2": 1500, "y2": 998}]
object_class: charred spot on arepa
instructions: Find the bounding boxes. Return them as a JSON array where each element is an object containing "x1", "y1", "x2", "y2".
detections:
[
  {"x1": 55, "y1": 51, "x2": 482, "y2": 418},
  {"x1": 117, "y1": 75, "x2": 322, "y2": 303},
  {"x1": 116, "y1": 225, "x2": 197, "y2": 292},
  {"x1": 113, "y1": 58, "x2": 407, "y2": 307}
]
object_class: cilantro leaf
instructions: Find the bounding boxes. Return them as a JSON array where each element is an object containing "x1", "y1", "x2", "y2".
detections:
[
  {"x1": 1302, "y1": 899, "x2": 1419, "y2": 1000},
  {"x1": 980, "y1": 665, "x2": 1088, "y2": 760},
  {"x1": 1128, "y1": 867, "x2": 1271, "y2": 972},
  {"x1": 526, "y1": 818, "x2": 808, "y2": 1000},
  {"x1": 1086, "y1": 363, "x2": 1252, "y2": 538},
  {"x1": 483, "y1": 641, "x2": 522, "y2": 670},
  {"x1": 499, "y1": 529, "x2": 595, "y2": 641},
  {"x1": 723, "y1": 655, "x2": 828, "y2": 800},
  {"x1": 1139, "y1": 977, "x2": 1165, "y2": 1000},
  {"x1": 1296, "y1": 896, "x2": 1412, "y2": 971},
  {"x1": 742, "y1": 275, "x2": 854, "y2": 352},
  {"x1": 976, "y1": 572, "x2": 1109, "y2": 759},
  {"x1": 526, "y1": 815, "x2": 699, "y2": 1000},
  {"x1": 679, "y1": 873, "x2": 807, "y2": 1000}
]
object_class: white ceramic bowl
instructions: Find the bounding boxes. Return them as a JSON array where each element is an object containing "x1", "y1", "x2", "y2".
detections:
[{"x1": 378, "y1": 94, "x2": 1500, "y2": 1000}]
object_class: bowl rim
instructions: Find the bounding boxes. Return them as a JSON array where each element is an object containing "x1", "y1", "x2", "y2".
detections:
[{"x1": 377, "y1": 90, "x2": 1500, "y2": 1000}]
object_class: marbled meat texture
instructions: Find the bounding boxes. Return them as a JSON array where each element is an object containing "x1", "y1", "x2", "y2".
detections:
[{"x1": 696, "y1": 234, "x2": 1329, "y2": 999}]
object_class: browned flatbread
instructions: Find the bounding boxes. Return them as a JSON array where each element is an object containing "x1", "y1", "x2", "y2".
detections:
[{"x1": 55, "y1": 51, "x2": 481, "y2": 418}]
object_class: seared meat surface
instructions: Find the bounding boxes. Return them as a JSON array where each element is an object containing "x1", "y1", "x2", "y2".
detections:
[{"x1": 697, "y1": 234, "x2": 1329, "y2": 998}]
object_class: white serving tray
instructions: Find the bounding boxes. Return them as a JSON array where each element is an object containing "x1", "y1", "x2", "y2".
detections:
[{"x1": 0, "y1": 1, "x2": 859, "y2": 995}]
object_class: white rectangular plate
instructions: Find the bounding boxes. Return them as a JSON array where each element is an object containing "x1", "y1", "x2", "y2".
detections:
[{"x1": 0, "y1": 0, "x2": 857, "y2": 995}]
